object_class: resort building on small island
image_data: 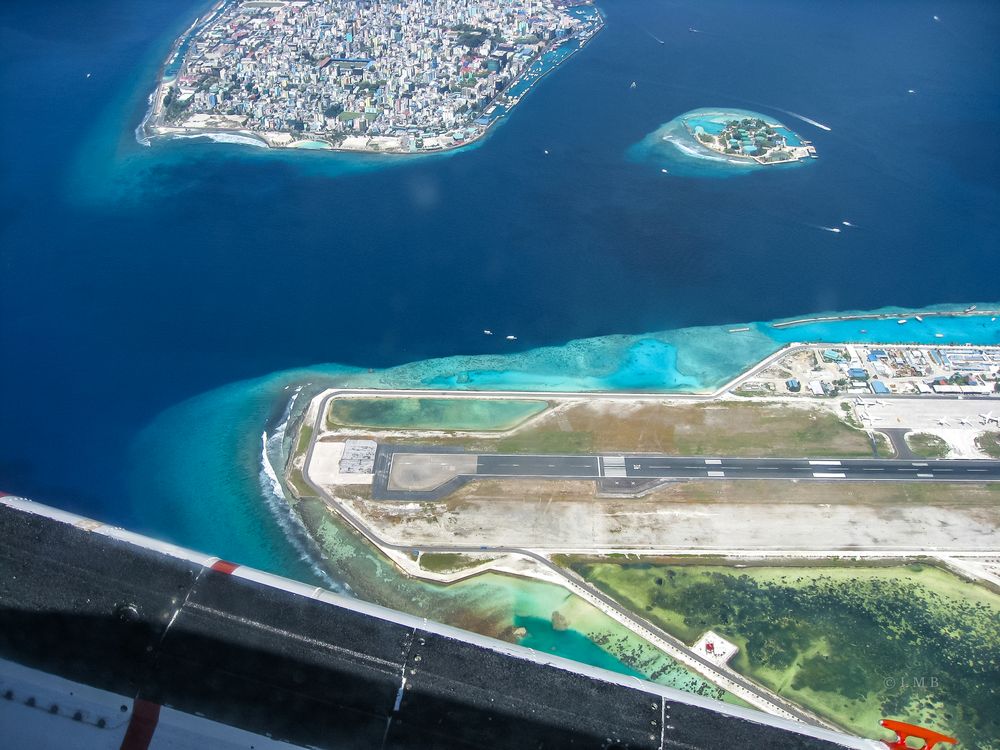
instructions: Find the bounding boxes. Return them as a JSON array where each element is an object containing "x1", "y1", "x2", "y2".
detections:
[
  {"x1": 140, "y1": 0, "x2": 603, "y2": 153},
  {"x1": 690, "y1": 114, "x2": 816, "y2": 165}
]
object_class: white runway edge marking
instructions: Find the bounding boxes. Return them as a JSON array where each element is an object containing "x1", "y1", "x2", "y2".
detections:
[
  {"x1": 912, "y1": 462, "x2": 929, "y2": 467},
  {"x1": 707, "y1": 471, "x2": 725, "y2": 477},
  {"x1": 812, "y1": 472, "x2": 846, "y2": 478},
  {"x1": 808, "y1": 460, "x2": 842, "y2": 466},
  {"x1": 704, "y1": 459, "x2": 722, "y2": 465}
]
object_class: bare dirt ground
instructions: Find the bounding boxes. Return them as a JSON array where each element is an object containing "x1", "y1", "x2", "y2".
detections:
[
  {"x1": 387, "y1": 453, "x2": 477, "y2": 491},
  {"x1": 340, "y1": 478, "x2": 1000, "y2": 552}
]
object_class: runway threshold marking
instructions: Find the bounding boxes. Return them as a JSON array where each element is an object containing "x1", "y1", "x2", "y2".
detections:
[
  {"x1": 809, "y1": 460, "x2": 842, "y2": 466},
  {"x1": 707, "y1": 470, "x2": 725, "y2": 477},
  {"x1": 917, "y1": 473, "x2": 934, "y2": 478},
  {"x1": 705, "y1": 459, "x2": 722, "y2": 465},
  {"x1": 813, "y1": 472, "x2": 846, "y2": 478}
]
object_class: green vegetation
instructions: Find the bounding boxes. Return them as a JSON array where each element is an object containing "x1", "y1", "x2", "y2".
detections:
[
  {"x1": 905, "y1": 432, "x2": 950, "y2": 458},
  {"x1": 418, "y1": 553, "x2": 491, "y2": 573},
  {"x1": 284, "y1": 423, "x2": 315, "y2": 498},
  {"x1": 567, "y1": 561, "x2": 999, "y2": 747},
  {"x1": 496, "y1": 430, "x2": 593, "y2": 454},
  {"x1": 327, "y1": 397, "x2": 547, "y2": 431},
  {"x1": 162, "y1": 88, "x2": 193, "y2": 121},
  {"x1": 976, "y1": 431, "x2": 1000, "y2": 458},
  {"x1": 451, "y1": 24, "x2": 490, "y2": 48}
]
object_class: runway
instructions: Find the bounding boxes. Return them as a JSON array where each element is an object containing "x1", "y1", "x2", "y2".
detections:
[{"x1": 377, "y1": 446, "x2": 1000, "y2": 500}]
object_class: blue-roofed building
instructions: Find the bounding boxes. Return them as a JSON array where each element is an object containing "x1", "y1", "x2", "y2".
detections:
[
  {"x1": 786, "y1": 378, "x2": 801, "y2": 392},
  {"x1": 847, "y1": 367, "x2": 869, "y2": 380},
  {"x1": 870, "y1": 380, "x2": 890, "y2": 394}
]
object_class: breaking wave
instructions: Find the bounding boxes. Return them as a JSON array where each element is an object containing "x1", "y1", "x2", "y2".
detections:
[{"x1": 258, "y1": 393, "x2": 346, "y2": 593}]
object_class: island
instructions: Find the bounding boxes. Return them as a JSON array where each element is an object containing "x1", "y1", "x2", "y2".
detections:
[
  {"x1": 278, "y1": 323, "x2": 1000, "y2": 745},
  {"x1": 687, "y1": 112, "x2": 817, "y2": 164},
  {"x1": 138, "y1": 0, "x2": 603, "y2": 153},
  {"x1": 627, "y1": 107, "x2": 818, "y2": 176}
]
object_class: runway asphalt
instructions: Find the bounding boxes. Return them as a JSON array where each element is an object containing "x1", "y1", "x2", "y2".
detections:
[
  {"x1": 374, "y1": 447, "x2": 1000, "y2": 500},
  {"x1": 477, "y1": 453, "x2": 1000, "y2": 482}
]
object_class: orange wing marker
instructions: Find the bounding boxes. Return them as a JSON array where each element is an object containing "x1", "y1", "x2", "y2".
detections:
[{"x1": 880, "y1": 719, "x2": 957, "y2": 750}]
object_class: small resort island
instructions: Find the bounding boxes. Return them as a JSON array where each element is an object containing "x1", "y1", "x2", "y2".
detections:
[
  {"x1": 689, "y1": 112, "x2": 816, "y2": 164},
  {"x1": 139, "y1": 0, "x2": 603, "y2": 153},
  {"x1": 628, "y1": 107, "x2": 818, "y2": 176}
]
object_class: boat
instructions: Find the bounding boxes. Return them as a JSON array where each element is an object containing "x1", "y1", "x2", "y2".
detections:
[
  {"x1": 483, "y1": 329, "x2": 493, "y2": 335},
  {"x1": 965, "y1": 304, "x2": 977, "y2": 312},
  {"x1": 629, "y1": 81, "x2": 637, "y2": 89},
  {"x1": 915, "y1": 315, "x2": 924, "y2": 322},
  {"x1": 728, "y1": 327, "x2": 750, "y2": 333},
  {"x1": 935, "y1": 333, "x2": 945, "y2": 338},
  {"x1": 897, "y1": 319, "x2": 907, "y2": 324},
  {"x1": 505, "y1": 335, "x2": 517, "y2": 341}
]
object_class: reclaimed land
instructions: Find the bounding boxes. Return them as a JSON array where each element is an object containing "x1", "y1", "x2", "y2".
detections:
[
  {"x1": 377, "y1": 400, "x2": 885, "y2": 457},
  {"x1": 561, "y1": 559, "x2": 999, "y2": 748}
]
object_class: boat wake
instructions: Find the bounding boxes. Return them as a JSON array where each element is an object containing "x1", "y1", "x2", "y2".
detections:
[
  {"x1": 778, "y1": 110, "x2": 832, "y2": 131},
  {"x1": 258, "y1": 396, "x2": 348, "y2": 594}
]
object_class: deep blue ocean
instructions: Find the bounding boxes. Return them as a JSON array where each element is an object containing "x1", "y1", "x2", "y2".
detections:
[{"x1": 2, "y1": 0, "x2": 999, "y2": 566}]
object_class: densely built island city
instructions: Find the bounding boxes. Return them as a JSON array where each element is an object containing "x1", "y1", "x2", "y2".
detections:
[{"x1": 140, "y1": 0, "x2": 603, "y2": 152}]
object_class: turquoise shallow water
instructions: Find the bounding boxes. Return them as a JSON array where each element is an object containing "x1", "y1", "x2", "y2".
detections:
[{"x1": 515, "y1": 615, "x2": 643, "y2": 677}]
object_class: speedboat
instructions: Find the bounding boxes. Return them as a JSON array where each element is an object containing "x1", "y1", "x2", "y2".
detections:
[{"x1": 506, "y1": 335, "x2": 517, "y2": 341}]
